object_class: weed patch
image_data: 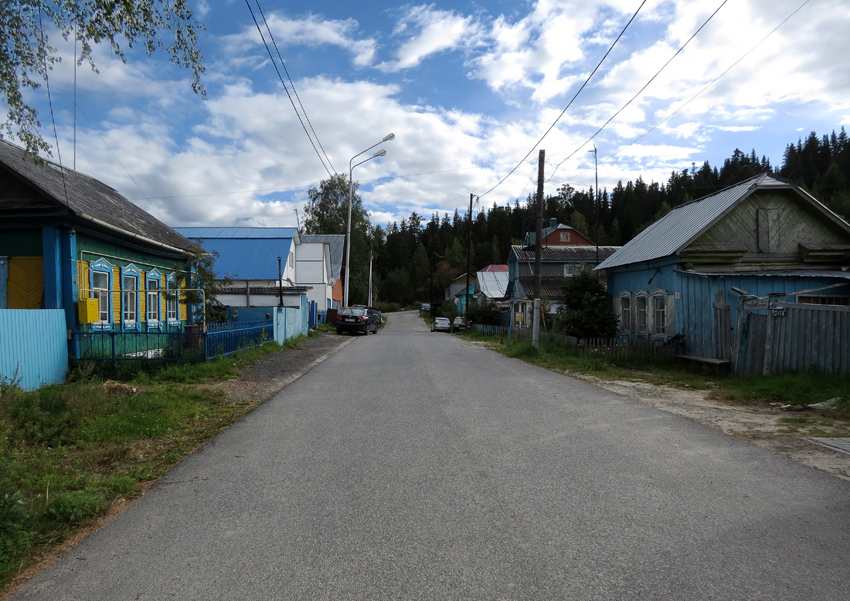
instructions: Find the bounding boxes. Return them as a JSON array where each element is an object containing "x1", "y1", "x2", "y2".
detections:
[{"x1": 0, "y1": 342, "x2": 292, "y2": 588}]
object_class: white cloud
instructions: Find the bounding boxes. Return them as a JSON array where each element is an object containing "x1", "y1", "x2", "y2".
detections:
[
  {"x1": 222, "y1": 13, "x2": 378, "y2": 67},
  {"x1": 377, "y1": 6, "x2": 482, "y2": 72}
]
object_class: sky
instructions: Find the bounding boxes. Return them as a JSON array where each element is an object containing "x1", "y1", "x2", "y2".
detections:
[{"x1": 11, "y1": 0, "x2": 850, "y2": 230}]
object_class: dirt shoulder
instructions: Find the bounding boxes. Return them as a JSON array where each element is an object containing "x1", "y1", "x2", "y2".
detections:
[
  {"x1": 577, "y1": 374, "x2": 850, "y2": 482},
  {"x1": 214, "y1": 332, "x2": 354, "y2": 406}
]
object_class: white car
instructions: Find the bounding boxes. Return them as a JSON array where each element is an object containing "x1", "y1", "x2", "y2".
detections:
[
  {"x1": 453, "y1": 317, "x2": 465, "y2": 330},
  {"x1": 431, "y1": 317, "x2": 452, "y2": 332}
]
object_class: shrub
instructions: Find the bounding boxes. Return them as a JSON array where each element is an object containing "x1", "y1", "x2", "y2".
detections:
[
  {"x1": 554, "y1": 272, "x2": 618, "y2": 339},
  {"x1": 46, "y1": 490, "x2": 107, "y2": 525}
]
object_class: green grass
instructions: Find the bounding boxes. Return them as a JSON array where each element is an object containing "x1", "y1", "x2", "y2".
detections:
[
  {"x1": 0, "y1": 341, "x2": 301, "y2": 589},
  {"x1": 458, "y1": 330, "x2": 850, "y2": 409}
]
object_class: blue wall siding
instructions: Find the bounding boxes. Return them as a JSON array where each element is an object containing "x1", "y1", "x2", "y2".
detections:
[
  {"x1": 609, "y1": 258, "x2": 850, "y2": 358},
  {"x1": 0, "y1": 309, "x2": 68, "y2": 390}
]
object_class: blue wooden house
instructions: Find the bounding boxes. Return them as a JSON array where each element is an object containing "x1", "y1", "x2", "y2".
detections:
[
  {"x1": 0, "y1": 140, "x2": 199, "y2": 370},
  {"x1": 595, "y1": 174, "x2": 850, "y2": 371}
]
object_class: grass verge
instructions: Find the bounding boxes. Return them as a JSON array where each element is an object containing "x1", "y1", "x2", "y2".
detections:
[
  {"x1": 458, "y1": 330, "x2": 850, "y2": 419},
  {"x1": 0, "y1": 341, "x2": 290, "y2": 588}
]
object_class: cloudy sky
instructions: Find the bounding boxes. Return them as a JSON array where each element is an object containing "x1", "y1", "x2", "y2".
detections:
[{"x1": 13, "y1": 0, "x2": 850, "y2": 229}]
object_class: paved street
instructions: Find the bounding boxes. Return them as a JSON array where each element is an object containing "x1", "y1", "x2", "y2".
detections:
[{"x1": 13, "y1": 311, "x2": 850, "y2": 600}]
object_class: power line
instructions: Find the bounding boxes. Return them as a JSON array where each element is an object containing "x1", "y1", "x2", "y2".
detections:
[
  {"x1": 254, "y1": 0, "x2": 336, "y2": 173},
  {"x1": 547, "y1": 0, "x2": 729, "y2": 182},
  {"x1": 244, "y1": 0, "x2": 333, "y2": 177},
  {"x1": 556, "y1": 0, "x2": 813, "y2": 187},
  {"x1": 477, "y1": 0, "x2": 648, "y2": 199}
]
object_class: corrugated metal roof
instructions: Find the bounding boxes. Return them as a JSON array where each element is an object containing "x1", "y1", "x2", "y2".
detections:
[
  {"x1": 175, "y1": 227, "x2": 298, "y2": 239},
  {"x1": 511, "y1": 245, "x2": 620, "y2": 262},
  {"x1": 0, "y1": 140, "x2": 196, "y2": 255},
  {"x1": 517, "y1": 277, "x2": 564, "y2": 299},
  {"x1": 477, "y1": 271, "x2": 509, "y2": 299},
  {"x1": 596, "y1": 174, "x2": 781, "y2": 271},
  {"x1": 478, "y1": 264, "x2": 508, "y2": 272},
  {"x1": 300, "y1": 234, "x2": 345, "y2": 278},
  {"x1": 184, "y1": 237, "x2": 293, "y2": 280},
  {"x1": 680, "y1": 269, "x2": 850, "y2": 280}
]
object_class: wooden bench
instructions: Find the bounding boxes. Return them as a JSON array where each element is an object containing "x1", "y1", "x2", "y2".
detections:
[{"x1": 676, "y1": 355, "x2": 731, "y2": 373}]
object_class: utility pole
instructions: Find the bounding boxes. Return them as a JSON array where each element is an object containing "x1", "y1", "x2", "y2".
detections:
[
  {"x1": 368, "y1": 251, "x2": 373, "y2": 306},
  {"x1": 465, "y1": 193, "x2": 473, "y2": 327},
  {"x1": 532, "y1": 149, "x2": 545, "y2": 349},
  {"x1": 591, "y1": 144, "x2": 599, "y2": 266}
]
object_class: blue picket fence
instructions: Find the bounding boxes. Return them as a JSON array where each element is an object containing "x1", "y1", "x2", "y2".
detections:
[{"x1": 75, "y1": 319, "x2": 275, "y2": 362}]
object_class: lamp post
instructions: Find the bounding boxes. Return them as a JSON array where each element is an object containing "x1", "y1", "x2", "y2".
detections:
[{"x1": 345, "y1": 133, "x2": 394, "y2": 308}]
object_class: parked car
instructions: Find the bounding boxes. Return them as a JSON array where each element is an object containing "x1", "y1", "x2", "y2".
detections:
[
  {"x1": 453, "y1": 316, "x2": 465, "y2": 330},
  {"x1": 420, "y1": 303, "x2": 431, "y2": 313},
  {"x1": 352, "y1": 305, "x2": 382, "y2": 332},
  {"x1": 431, "y1": 317, "x2": 452, "y2": 332},
  {"x1": 336, "y1": 307, "x2": 377, "y2": 335}
]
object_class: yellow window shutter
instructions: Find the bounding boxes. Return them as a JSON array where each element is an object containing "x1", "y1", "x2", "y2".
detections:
[{"x1": 7, "y1": 257, "x2": 44, "y2": 309}]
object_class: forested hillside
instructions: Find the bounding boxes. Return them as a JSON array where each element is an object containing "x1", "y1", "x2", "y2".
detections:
[{"x1": 370, "y1": 128, "x2": 850, "y2": 306}]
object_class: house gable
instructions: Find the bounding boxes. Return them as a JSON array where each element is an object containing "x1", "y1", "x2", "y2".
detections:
[{"x1": 681, "y1": 189, "x2": 850, "y2": 266}]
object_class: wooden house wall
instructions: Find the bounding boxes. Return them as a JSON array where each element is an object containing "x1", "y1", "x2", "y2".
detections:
[{"x1": 688, "y1": 191, "x2": 850, "y2": 262}]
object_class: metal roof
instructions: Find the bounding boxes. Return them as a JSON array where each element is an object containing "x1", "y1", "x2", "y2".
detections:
[
  {"x1": 477, "y1": 270, "x2": 509, "y2": 299},
  {"x1": 516, "y1": 277, "x2": 564, "y2": 299},
  {"x1": 478, "y1": 264, "x2": 508, "y2": 272},
  {"x1": 300, "y1": 234, "x2": 345, "y2": 279},
  {"x1": 596, "y1": 174, "x2": 798, "y2": 271},
  {"x1": 175, "y1": 227, "x2": 298, "y2": 239},
  {"x1": 679, "y1": 269, "x2": 850, "y2": 280},
  {"x1": 0, "y1": 139, "x2": 196, "y2": 255},
  {"x1": 175, "y1": 228, "x2": 295, "y2": 280},
  {"x1": 511, "y1": 245, "x2": 620, "y2": 262}
]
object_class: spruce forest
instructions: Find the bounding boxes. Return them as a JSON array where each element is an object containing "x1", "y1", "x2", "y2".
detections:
[{"x1": 364, "y1": 128, "x2": 850, "y2": 307}]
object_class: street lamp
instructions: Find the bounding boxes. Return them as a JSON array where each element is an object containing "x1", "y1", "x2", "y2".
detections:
[{"x1": 345, "y1": 133, "x2": 394, "y2": 307}]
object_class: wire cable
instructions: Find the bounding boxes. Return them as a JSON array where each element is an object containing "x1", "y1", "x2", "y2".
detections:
[
  {"x1": 244, "y1": 0, "x2": 333, "y2": 177},
  {"x1": 477, "y1": 0, "x2": 648, "y2": 199},
  {"x1": 39, "y1": 11, "x2": 70, "y2": 207},
  {"x1": 556, "y1": 0, "x2": 812, "y2": 187},
  {"x1": 254, "y1": 0, "x2": 336, "y2": 173},
  {"x1": 547, "y1": 0, "x2": 729, "y2": 182}
]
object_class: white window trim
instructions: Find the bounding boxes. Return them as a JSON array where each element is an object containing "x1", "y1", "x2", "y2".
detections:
[
  {"x1": 634, "y1": 293, "x2": 648, "y2": 336},
  {"x1": 89, "y1": 258, "x2": 113, "y2": 330},
  {"x1": 619, "y1": 293, "x2": 631, "y2": 333},
  {"x1": 121, "y1": 264, "x2": 141, "y2": 330},
  {"x1": 166, "y1": 273, "x2": 180, "y2": 325},
  {"x1": 146, "y1": 269, "x2": 163, "y2": 327}
]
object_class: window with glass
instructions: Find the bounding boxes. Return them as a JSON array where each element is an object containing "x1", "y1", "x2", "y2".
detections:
[
  {"x1": 654, "y1": 296, "x2": 666, "y2": 335},
  {"x1": 166, "y1": 275, "x2": 179, "y2": 323},
  {"x1": 636, "y1": 296, "x2": 647, "y2": 334},
  {"x1": 123, "y1": 274, "x2": 138, "y2": 324},
  {"x1": 621, "y1": 297, "x2": 631, "y2": 332},
  {"x1": 92, "y1": 271, "x2": 110, "y2": 323},
  {"x1": 146, "y1": 275, "x2": 161, "y2": 324},
  {"x1": 560, "y1": 231, "x2": 570, "y2": 242}
]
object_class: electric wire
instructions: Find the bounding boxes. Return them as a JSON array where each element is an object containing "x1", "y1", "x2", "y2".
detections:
[
  {"x1": 39, "y1": 11, "x2": 69, "y2": 207},
  {"x1": 254, "y1": 0, "x2": 336, "y2": 174},
  {"x1": 244, "y1": 0, "x2": 333, "y2": 177},
  {"x1": 555, "y1": 0, "x2": 812, "y2": 188},
  {"x1": 76, "y1": 106, "x2": 168, "y2": 222},
  {"x1": 547, "y1": 0, "x2": 729, "y2": 182},
  {"x1": 477, "y1": 0, "x2": 648, "y2": 200}
]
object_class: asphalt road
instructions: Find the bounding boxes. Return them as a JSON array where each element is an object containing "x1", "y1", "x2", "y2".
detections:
[{"x1": 13, "y1": 312, "x2": 850, "y2": 600}]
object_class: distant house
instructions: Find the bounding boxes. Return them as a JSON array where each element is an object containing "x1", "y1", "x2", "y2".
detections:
[
  {"x1": 299, "y1": 234, "x2": 344, "y2": 311},
  {"x1": 507, "y1": 244, "x2": 620, "y2": 323},
  {"x1": 595, "y1": 173, "x2": 850, "y2": 371},
  {"x1": 474, "y1": 264, "x2": 509, "y2": 304},
  {"x1": 523, "y1": 218, "x2": 595, "y2": 247},
  {"x1": 175, "y1": 227, "x2": 310, "y2": 318},
  {"x1": 0, "y1": 139, "x2": 197, "y2": 384},
  {"x1": 445, "y1": 273, "x2": 476, "y2": 302}
]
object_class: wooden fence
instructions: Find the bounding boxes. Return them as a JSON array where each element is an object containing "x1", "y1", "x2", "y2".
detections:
[{"x1": 734, "y1": 298, "x2": 850, "y2": 374}]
